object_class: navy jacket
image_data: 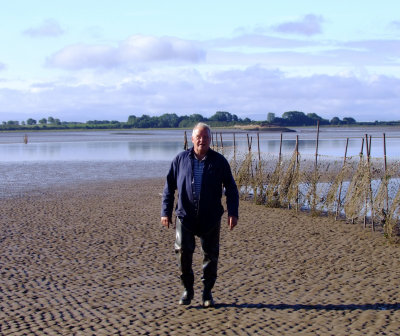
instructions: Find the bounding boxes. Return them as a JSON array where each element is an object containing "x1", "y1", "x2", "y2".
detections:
[{"x1": 161, "y1": 147, "x2": 239, "y2": 233}]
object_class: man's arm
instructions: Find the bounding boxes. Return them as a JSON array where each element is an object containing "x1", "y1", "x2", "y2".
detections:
[
  {"x1": 161, "y1": 160, "x2": 177, "y2": 228},
  {"x1": 161, "y1": 216, "x2": 172, "y2": 228},
  {"x1": 223, "y1": 158, "x2": 239, "y2": 220},
  {"x1": 228, "y1": 216, "x2": 238, "y2": 230}
]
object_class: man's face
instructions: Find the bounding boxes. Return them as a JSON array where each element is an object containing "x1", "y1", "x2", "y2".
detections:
[{"x1": 192, "y1": 127, "x2": 211, "y2": 155}]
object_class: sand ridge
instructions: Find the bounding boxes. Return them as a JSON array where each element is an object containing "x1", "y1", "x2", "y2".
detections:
[{"x1": 1, "y1": 178, "x2": 400, "y2": 335}]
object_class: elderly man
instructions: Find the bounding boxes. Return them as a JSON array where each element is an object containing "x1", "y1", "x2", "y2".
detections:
[{"x1": 161, "y1": 122, "x2": 239, "y2": 307}]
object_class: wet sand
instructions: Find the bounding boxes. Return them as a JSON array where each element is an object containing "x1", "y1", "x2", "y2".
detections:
[{"x1": 1, "y1": 178, "x2": 400, "y2": 335}]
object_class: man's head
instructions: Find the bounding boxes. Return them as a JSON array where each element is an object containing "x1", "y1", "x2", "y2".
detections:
[{"x1": 192, "y1": 122, "x2": 211, "y2": 158}]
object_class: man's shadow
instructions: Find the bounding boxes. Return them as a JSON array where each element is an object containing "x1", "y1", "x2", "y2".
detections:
[{"x1": 192, "y1": 302, "x2": 400, "y2": 311}]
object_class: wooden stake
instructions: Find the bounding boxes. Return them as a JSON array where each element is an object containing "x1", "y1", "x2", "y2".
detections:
[
  {"x1": 233, "y1": 132, "x2": 236, "y2": 158},
  {"x1": 383, "y1": 133, "x2": 389, "y2": 214},
  {"x1": 335, "y1": 138, "x2": 349, "y2": 220},
  {"x1": 295, "y1": 135, "x2": 299, "y2": 212},
  {"x1": 364, "y1": 134, "x2": 375, "y2": 230},
  {"x1": 315, "y1": 120, "x2": 320, "y2": 168},
  {"x1": 360, "y1": 137, "x2": 365, "y2": 156}
]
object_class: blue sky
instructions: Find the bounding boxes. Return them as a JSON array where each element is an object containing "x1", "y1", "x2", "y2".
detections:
[{"x1": 1, "y1": 0, "x2": 399, "y2": 122}]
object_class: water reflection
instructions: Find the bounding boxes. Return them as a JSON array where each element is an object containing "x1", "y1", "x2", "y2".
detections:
[{"x1": 0, "y1": 128, "x2": 399, "y2": 162}]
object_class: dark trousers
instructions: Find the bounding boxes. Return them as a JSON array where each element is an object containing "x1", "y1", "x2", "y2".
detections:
[{"x1": 175, "y1": 217, "x2": 221, "y2": 291}]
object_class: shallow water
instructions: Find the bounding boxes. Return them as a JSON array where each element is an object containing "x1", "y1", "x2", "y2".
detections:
[
  {"x1": 0, "y1": 161, "x2": 170, "y2": 198},
  {"x1": 1, "y1": 127, "x2": 399, "y2": 198}
]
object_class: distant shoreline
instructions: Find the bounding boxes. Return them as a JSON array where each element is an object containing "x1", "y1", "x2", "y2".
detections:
[{"x1": 1, "y1": 123, "x2": 400, "y2": 134}]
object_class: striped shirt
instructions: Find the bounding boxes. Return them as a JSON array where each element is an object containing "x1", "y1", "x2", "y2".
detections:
[{"x1": 192, "y1": 156, "x2": 206, "y2": 201}]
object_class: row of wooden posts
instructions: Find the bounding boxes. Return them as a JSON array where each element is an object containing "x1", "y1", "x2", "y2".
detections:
[{"x1": 183, "y1": 122, "x2": 396, "y2": 238}]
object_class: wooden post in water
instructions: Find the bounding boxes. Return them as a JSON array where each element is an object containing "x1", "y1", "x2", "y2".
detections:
[
  {"x1": 335, "y1": 138, "x2": 349, "y2": 220},
  {"x1": 383, "y1": 133, "x2": 389, "y2": 216},
  {"x1": 363, "y1": 134, "x2": 375, "y2": 230},
  {"x1": 367, "y1": 135, "x2": 375, "y2": 231},
  {"x1": 352, "y1": 137, "x2": 365, "y2": 225},
  {"x1": 246, "y1": 134, "x2": 254, "y2": 181},
  {"x1": 220, "y1": 133, "x2": 223, "y2": 150},
  {"x1": 23, "y1": 134, "x2": 28, "y2": 144},
  {"x1": 279, "y1": 132, "x2": 283, "y2": 163},
  {"x1": 257, "y1": 132, "x2": 261, "y2": 161},
  {"x1": 295, "y1": 135, "x2": 300, "y2": 212},
  {"x1": 246, "y1": 134, "x2": 251, "y2": 152},
  {"x1": 233, "y1": 132, "x2": 236, "y2": 158},
  {"x1": 184, "y1": 131, "x2": 188, "y2": 150},
  {"x1": 369, "y1": 135, "x2": 372, "y2": 156},
  {"x1": 312, "y1": 121, "x2": 320, "y2": 213},
  {"x1": 315, "y1": 120, "x2": 320, "y2": 168},
  {"x1": 363, "y1": 134, "x2": 368, "y2": 228}
]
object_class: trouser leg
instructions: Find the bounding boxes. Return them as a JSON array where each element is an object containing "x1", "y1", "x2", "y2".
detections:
[
  {"x1": 200, "y1": 222, "x2": 221, "y2": 292},
  {"x1": 175, "y1": 218, "x2": 195, "y2": 290}
]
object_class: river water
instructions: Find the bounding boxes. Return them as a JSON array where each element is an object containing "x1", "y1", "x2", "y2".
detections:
[{"x1": 1, "y1": 127, "x2": 399, "y2": 197}]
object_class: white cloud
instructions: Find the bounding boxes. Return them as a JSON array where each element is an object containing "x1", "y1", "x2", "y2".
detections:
[
  {"x1": 47, "y1": 44, "x2": 118, "y2": 70},
  {"x1": 47, "y1": 35, "x2": 206, "y2": 70},
  {"x1": 272, "y1": 14, "x2": 324, "y2": 36},
  {"x1": 389, "y1": 20, "x2": 400, "y2": 30},
  {"x1": 23, "y1": 19, "x2": 65, "y2": 38},
  {"x1": 208, "y1": 34, "x2": 315, "y2": 49}
]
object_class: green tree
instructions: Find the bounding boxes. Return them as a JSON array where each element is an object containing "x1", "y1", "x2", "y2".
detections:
[
  {"x1": 157, "y1": 113, "x2": 180, "y2": 128},
  {"x1": 306, "y1": 113, "x2": 329, "y2": 125},
  {"x1": 137, "y1": 115, "x2": 152, "y2": 128},
  {"x1": 39, "y1": 118, "x2": 47, "y2": 125},
  {"x1": 282, "y1": 111, "x2": 310, "y2": 125},
  {"x1": 27, "y1": 118, "x2": 37, "y2": 125},
  {"x1": 342, "y1": 117, "x2": 356, "y2": 124},
  {"x1": 330, "y1": 117, "x2": 341, "y2": 125},
  {"x1": 48, "y1": 116, "x2": 55, "y2": 124},
  {"x1": 209, "y1": 111, "x2": 233, "y2": 122},
  {"x1": 189, "y1": 114, "x2": 204, "y2": 123},
  {"x1": 127, "y1": 115, "x2": 137, "y2": 124},
  {"x1": 267, "y1": 112, "x2": 275, "y2": 123}
]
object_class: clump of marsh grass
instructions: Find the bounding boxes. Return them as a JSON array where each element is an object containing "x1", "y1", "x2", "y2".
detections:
[
  {"x1": 343, "y1": 150, "x2": 376, "y2": 226},
  {"x1": 278, "y1": 149, "x2": 299, "y2": 208},
  {"x1": 384, "y1": 187, "x2": 400, "y2": 243},
  {"x1": 304, "y1": 168, "x2": 322, "y2": 216},
  {"x1": 235, "y1": 151, "x2": 255, "y2": 200},
  {"x1": 265, "y1": 158, "x2": 283, "y2": 208},
  {"x1": 324, "y1": 159, "x2": 354, "y2": 215},
  {"x1": 253, "y1": 158, "x2": 268, "y2": 205}
]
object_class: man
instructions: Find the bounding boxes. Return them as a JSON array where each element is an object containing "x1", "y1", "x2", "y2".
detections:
[{"x1": 161, "y1": 123, "x2": 239, "y2": 308}]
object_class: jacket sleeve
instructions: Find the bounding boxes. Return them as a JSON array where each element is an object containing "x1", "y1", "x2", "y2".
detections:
[
  {"x1": 222, "y1": 157, "x2": 239, "y2": 219},
  {"x1": 161, "y1": 158, "x2": 178, "y2": 218}
]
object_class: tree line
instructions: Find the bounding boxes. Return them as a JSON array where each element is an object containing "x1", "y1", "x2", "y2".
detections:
[{"x1": 1, "y1": 111, "x2": 399, "y2": 131}]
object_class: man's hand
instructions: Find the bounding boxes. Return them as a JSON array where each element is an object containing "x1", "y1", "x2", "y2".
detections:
[
  {"x1": 161, "y1": 216, "x2": 172, "y2": 228},
  {"x1": 228, "y1": 216, "x2": 238, "y2": 231}
]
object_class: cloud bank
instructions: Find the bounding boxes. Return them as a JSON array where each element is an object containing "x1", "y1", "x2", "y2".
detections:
[
  {"x1": 272, "y1": 14, "x2": 324, "y2": 36},
  {"x1": 47, "y1": 35, "x2": 206, "y2": 69},
  {"x1": 23, "y1": 19, "x2": 65, "y2": 38},
  {"x1": 1, "y1": 66, "x2": 399, "y2": 122}
]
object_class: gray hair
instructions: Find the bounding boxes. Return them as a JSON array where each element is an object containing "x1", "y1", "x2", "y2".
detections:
[{"x1": 192, "y1": 122, "x2": 211, "y2": 137}]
